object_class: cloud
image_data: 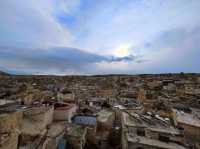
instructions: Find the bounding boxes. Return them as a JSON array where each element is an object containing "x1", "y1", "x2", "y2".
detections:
[
  {"x1": 0, "y1": 0, "x2": 200, "y2": 74},
  {"x1": 134, "y1": 26, "x2": 200, "y2": 73},
  {"x1": 71, "y1": 0, "x2": 200, "y2": 55},
  {"x1": 0, "y1": 46, "x2": 141, "y2": 75},
  {"x1": 53, "y1": 0, "x2": 81, "y2": 15},
  {"x1": 90, "y1": 26, "x2": 200, "y2": 74},
  {"x1": 94, "y1": 61, "x2": 130, "y2": 74},
  {"x1": 108, "y1": 55, "x2": 146, "y2": 63},
  {"x1": 0, "y1": 0, "x2": 75, "y2": 48}
]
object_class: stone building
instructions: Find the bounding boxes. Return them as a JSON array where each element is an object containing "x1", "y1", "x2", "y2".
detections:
[
  {"x1": 72, "y1": 115, "x2": 97, "y2": 146},
  {"x1": 53, "y1": 102, "x2": 77, "y2": 122},
  {"x1": 137, "y1": 88, "x2": 158, "y2": 112},
  {"x1": 57, "y1": 90, "x2": 75, "y2": 103},
  {"x1": 65, "y1": 124, "x2": 87, "y2": 149},
  {"x1": 19, "y1": 106, "x2": 54, "y2": 149},
  {"x1": 0, "y1": 110, "x2": 22, "y2": 149},
  {"x1": 95, "y1": 110, "x2": 115, "y2": 149},
  {"x1": 44, "y1": 122, "x2": 67, "y2": 149},
  {"x1": 174, "y1": 108, "x2": 200, "y2": 143},
  {"x1": 121, "y1": 111, "x2": 186, "y2": 149}
]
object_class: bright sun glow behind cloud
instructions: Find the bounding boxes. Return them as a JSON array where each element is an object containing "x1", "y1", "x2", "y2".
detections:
[{"x1": 114, "y1": 43, "x2": 131, "y2": 57}]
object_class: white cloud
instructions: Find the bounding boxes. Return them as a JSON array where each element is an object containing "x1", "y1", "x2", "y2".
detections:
[
  {"x1": 95, "y1": 61, "x2": 129, "y2": 72},
  {"x1": 53, "y1": 0, "x2": 80, "y2": 15},
  {"x1": 0, "y1": 0, "x2": 200, "y2": 74},
  {"x1": 0, "y1": 0, "x2": 76, "y2": 48},
  {"x1": 73, "y1": 0, "x2": 200, "y2": 55}
]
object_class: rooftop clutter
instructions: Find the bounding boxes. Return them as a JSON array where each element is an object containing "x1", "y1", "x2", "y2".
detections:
[
  {"x1": 121, "y1": 111, "x2": 186, "y2": 149},
  {"x1": 0, "y1": 73, "x2": 200, "y2": 149}
]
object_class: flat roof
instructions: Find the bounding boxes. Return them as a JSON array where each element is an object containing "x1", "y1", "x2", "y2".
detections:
[
  {"x1": 148, "y1": 127, "x2": 181, "y2": 135},
  {"x1": 127, "y1": 135, "x2": 186, "y2": 149},
  {"x1": 66, "y1": 125, "x2": 86, "y2": 137},
  {"x1": 176, "y1": 111, "x2": 200, "y2": 128},
  {"x1": 47, "y1": 122, "x2": 66, "y2": 138},
  {"x1": 23, "y1": 106, "x2": 53, "y2": 117},
  {"x1": 0, "y1": 99, "x2": 16, "y2": 106},
  {"x1": 72, "y1": 115, "x2": 96, "y2": 126},
  {"x1": 122, "y1": 112, "x2": 178, "y2": 134},
  {"x1": 97, "y1": 110, "x2": 113, "y2": 122}
]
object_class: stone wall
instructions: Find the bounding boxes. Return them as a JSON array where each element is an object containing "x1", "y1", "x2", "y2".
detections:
[{"x1": 0, "y1": 111, "x2": 22, "y2": 149}]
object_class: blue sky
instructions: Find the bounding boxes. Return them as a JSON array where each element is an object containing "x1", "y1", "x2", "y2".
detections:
[{"x1": 0, "y1": 0, "x2": 200, "y2": 75}]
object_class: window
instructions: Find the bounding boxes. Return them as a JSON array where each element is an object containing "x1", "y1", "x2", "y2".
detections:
[
  {"x1": 136, "y1": 129, "x2": 145, "y2": 136},
  {"x1": 159, "y1": 135, "x2": 170, "y2": 142},
  {"x1": 98, "y1": 141, "x2": 102, "y2": 146}
]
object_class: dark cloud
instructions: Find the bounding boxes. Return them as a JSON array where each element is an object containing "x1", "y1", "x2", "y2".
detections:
[
  {"x1": 108, "y1": 55, "x2": 135, "y2": 62},
  {"x1": 0, "y1": 46, "x2": 140, "y2": 75},
  {"x1": 108, "y1": 55, "x2": 147, "y2": 64}
]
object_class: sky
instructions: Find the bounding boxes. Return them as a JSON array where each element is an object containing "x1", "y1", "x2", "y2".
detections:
[{"x1": 0, "y1": 0, "x2": 200, "y2": 75}]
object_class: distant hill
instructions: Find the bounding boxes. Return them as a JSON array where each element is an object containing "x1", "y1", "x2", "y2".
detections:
[{"x1": 0, "y1": 71, "x2": 10, "y2": 76}]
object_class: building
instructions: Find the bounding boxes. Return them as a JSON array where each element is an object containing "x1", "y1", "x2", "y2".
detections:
[
  {"x1": 121, "y1": 111, "x2": 186, "y2": 149},
  {"x1": 72, "y1": 115, "x2": 97, "y2": 146},
  {"x1": 44, "y1": 122, "x2": 67, "y2": 149},
  {"x1": 65, "y1": 124, "x2": 87, "y2": 149},
  {"x1": 0, "y1": 109, "x2": 22, "y2": 149},
  {"x1": 71, "y1": 110, "x2": 115, "y2": 149},
  {"x1": 57, "y1": 90, "x2": 75, "y2": 103},
  {"x1": 53, "y1": 102, "x2": 77, "y2": 122},
  {"x1": 137, "y1": 88, "x2": 158, "y2": 112},
  {"x1": 116, "y1": 98, "x2": 144, "y2": 114},
  {"x1": 19, "y1": 106, "x2": 54, "y2": 149},
  {"x1": 174, "y1": 108, "x2": 200, "y2": 143},
  {"x1": 95, "y1": 110, "x2": 115, "y2": 149}
]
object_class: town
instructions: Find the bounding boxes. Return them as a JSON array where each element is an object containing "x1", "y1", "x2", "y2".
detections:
[{"x1": 0, "y1": 72, "x2": 200, "y2": 149}]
